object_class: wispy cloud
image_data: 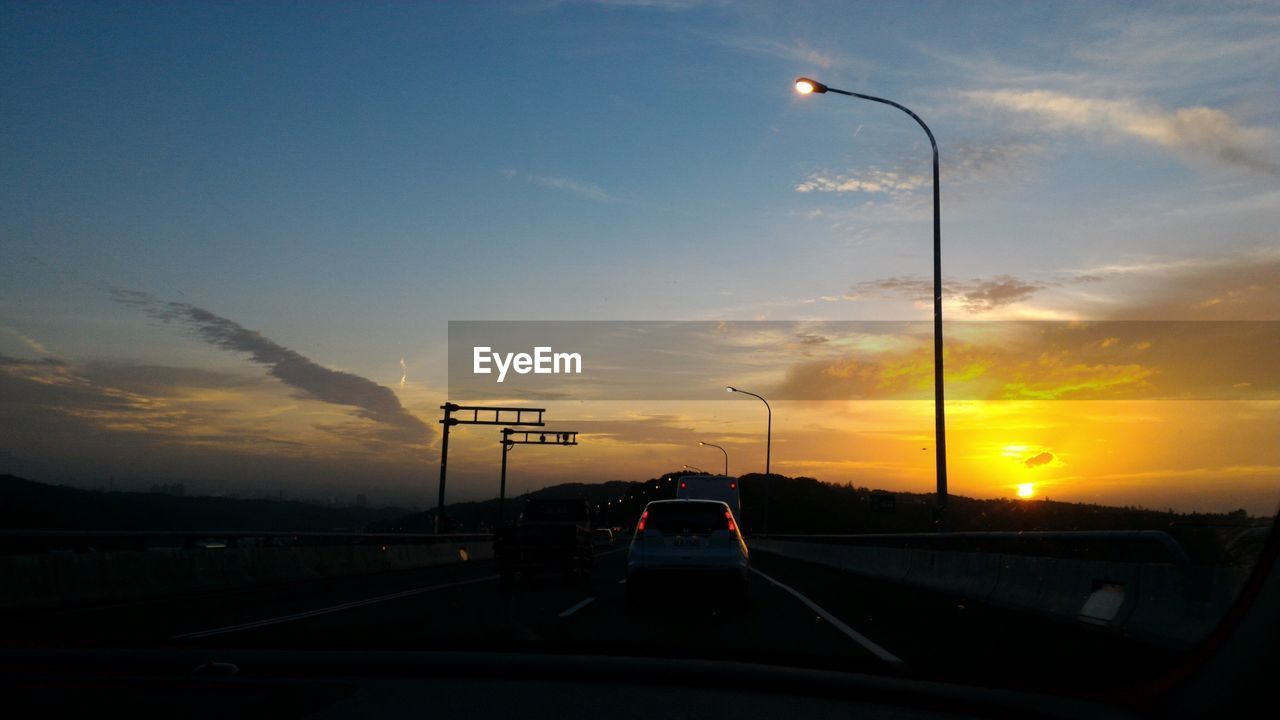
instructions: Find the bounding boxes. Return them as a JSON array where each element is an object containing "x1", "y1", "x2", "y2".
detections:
[
  {"x1": 114, "y1": 291, "x2": 434, "y2": 445},
  {"x1": 773, "y1": 320, "x2": 1279, "y2": 402},
  {"x1": 963, "y1": 89, "x2": 1277, "y2": 175},
  {"x1": 795, "y1": 142, "x2": 1040, "y2": 204},
  {"x1": 529, "y1": 174, "x2": 613, "y2": 201},
  {"x1": 707, "y1": 33, "x2": 855, "y2": 71},
  {"x1": 796, "y1": 167, "x2": 926, "y2": 198},
  {"x1": 1073, "y1": 8, "x2": 1280, "y2": 95},
  {"x1": 1067, "y1": 248, "x2": 1280, "y2": 320},
  {"x1": 503, "y1": 169, "x2": 616, "y2": 202},
  {"x1": 555, "y1": 0, "x2": 725, "y2": 9},
  {"x1": 1, "y1": 327, "x2": 49, "y2": 356},
  {"x1": 847, "y1": 275, "x2": 1049, "y2": 314}
]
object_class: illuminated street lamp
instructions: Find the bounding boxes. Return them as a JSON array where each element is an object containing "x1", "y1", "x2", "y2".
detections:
[
  {"x1": 793, "y1": 76, "x2": 949, "y2": 529},
  {"x1": 699, "y1": 441, "x2": 729, "y2": 476},
  {"x1": 725, "y1": 386, "x2": 770, "y2": 475},
  {"x1": 683, "y1": 464, "x2": 707, "y2": 474}
]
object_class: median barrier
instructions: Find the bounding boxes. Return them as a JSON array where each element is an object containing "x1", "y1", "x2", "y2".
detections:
[
  {"x1": 0, "y1": 534, "x2": 494, "y2": 613},
  {"x1": 990, "y1": 554, "x2": 1051, "y2": 610},
  {"x1": 750, "y1": 534, "x2": 1243, "y2": 649},
  {"x1": 1126, "y1": 563, "x2": 1190, "y2": 644}
]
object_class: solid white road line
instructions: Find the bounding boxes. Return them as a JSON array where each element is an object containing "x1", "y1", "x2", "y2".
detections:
[
  {"x1": 750, "y1": 568, "x2": 907, "y2": 668},
  {"x1": 173, "y1": 575, "x2": 499, "y2": 639},
  {"x1": 558, "y1": 597, "x2": 596, "y2": 617}
]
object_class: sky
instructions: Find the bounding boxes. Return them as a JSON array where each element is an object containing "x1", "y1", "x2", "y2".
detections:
[{"x1": 1, "y1": 1, "x2": 1278, "y2": 514}]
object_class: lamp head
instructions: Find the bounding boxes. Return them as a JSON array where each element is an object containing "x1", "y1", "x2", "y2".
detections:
[{"x1": 794, "y1": 77, "x2": 828, "y2": 95}]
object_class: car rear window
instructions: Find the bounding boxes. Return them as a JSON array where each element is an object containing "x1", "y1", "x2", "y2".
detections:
[{"x1": 644, "y1": 503, "x2": 726, "y2": 533}]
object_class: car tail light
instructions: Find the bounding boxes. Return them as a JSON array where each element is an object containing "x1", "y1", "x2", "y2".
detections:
[
  {"x1": 637, "y1": 509, "x2": 649, "y2": 532},
  {"x1": 680, "y1": 481, "x2": 687, "y2": 489},
  {"x1": 729, "y1": 482, "x2": 736, "y2": 489},
  {"x1": 725, "y1": 509, "x2": 737, "y2": 533}
]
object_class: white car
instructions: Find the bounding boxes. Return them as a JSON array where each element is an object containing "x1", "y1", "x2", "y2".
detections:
[{"x1": 626, "y1": 499, "x2": 749, "y2": 607}]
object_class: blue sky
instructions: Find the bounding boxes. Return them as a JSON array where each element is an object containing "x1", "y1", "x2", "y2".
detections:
[{"x1": 2, "y1": 2, "x2": 1278, "y2": 509}]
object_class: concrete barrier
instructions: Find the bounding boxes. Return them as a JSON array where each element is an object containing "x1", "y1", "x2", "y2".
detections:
[
  {"x1": 0, "y1": 538, "x2": 494, "y2": 613},
  {"x1": 990, "y1": 554, "x2": 1052, "y2": 611},
  {"x1": 751, "y1": 539, "x2": 1245, "y2": 649}
]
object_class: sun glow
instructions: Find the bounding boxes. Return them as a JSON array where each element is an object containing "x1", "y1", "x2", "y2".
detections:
[{"x1": 1016, "y1": 483, "x2": 1035, "y2": 499}]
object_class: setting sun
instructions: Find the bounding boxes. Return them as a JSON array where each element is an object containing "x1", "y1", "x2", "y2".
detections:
[{"x1": 1017, "y1": 483, "x2": 1035, "y2": 499}]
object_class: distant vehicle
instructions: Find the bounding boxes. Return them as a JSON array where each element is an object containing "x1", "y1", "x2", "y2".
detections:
[
  {"x1": 675, "y1": 474, "x2": 741, "y2": 524},
  {"x1": 626, "y1": 499, "x2": 749, "y2": 608},
  {"x1": 495, "y1": 498, "x2": 594, "y2": 585},
  {"x1": 592, "y1": 528, "x2": 615, "y2": 547}
]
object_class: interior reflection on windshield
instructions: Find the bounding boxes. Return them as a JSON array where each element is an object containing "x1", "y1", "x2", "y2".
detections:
[{"x1": 1, "y1": 0, "x2": 1277, "y2": 697}]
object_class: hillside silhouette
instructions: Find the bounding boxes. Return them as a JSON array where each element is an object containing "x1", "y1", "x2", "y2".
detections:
[
  {"x1": 0, "y1": 474, "x2": 408, "y2": 532},
  {"x1": 384, "y1": 471, "x2": 1262, "y2": 563},
  {"x1": 3, "y1": 471, "x2": 1262, "y2": 562}
]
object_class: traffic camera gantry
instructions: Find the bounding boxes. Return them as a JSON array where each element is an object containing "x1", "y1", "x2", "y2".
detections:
[
  {"x1": 499, "y1": 429, "x2": 579, "y2": 525},
  {"x1": 435, "y1": 403, "x2": 579, "y2": 532},
  {"x1": 436, "y1": 404, "x2": 545, "y2": 533}
]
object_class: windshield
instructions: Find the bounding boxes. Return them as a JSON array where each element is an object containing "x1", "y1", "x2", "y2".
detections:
[
  {"x1": 643, "y1": 502, "x2": 729, "y2": 534},
  {"x1": 1, "y1": 0, "x2": 1277, "y2": 697}
]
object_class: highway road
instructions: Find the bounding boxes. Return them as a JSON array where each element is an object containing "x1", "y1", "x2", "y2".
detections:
[{"x1": 0, "y1": 546, "x2": 1177, "y2": 691}]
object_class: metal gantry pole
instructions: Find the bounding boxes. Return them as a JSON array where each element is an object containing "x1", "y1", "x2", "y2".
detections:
[
  {"x1": 435, "y1": 404, "x2": 545, "y2": 534},
  {"x1": 498, "y1": 429, "x2": 513, "y2": 526},
  {"x1": 436, "y1": 402, "x2": 458, "y2": 534},
  {"x1": 495, "y1": 429, "x2": 578, "y2": 529}
]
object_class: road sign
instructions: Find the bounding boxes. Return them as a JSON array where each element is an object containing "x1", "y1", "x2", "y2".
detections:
[{"x1": 871, "y1": 493, "x2": 896, "y2": 513}]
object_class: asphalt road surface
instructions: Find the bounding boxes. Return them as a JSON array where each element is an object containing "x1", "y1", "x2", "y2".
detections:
[{"x1": 0, "y1": 546, "x2": 1178, "y2": 691}]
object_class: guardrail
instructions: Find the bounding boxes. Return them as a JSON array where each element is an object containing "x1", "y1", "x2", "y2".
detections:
[
  {"x1": 0, "y1": 531, "x2": 495, "y2": 613},
  {"x1": 0, "y1": 530, "x2": 491, "y2": 555},
  {"x1": 754, "y1": 529, "x2": 1196, "y2": 583}
]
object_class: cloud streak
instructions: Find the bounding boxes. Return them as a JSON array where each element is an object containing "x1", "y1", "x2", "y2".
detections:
[
  {"x1": 503, "y1": 169, "x2": 615, "y2": 202},
  {"x1": 795, "y1": 142, "x2": 1041, "y2": 206},
  {"x1": 963, "y1": 89, "x2": 1277, "y2": 175},
  {"x1": 847, "y1": 275, "x2": 1048, "y2": 313},
  {"x1": 114, "y1": 291, "x2": 433, "y2": 445},
  {"x1": 707, "y1": 34, "x2": 853, "y2": 71},
  {"x1": 1, "y1": 327, "x2": 50, "y2": 356}
]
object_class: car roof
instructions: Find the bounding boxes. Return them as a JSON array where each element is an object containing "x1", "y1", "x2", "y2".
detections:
[{"x1": 644, "y1": 499, "x2": 730, "y2": 508}]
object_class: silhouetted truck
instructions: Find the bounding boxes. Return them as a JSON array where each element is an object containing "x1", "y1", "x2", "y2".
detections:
[{"x1": 495, "y1": 498, "x2": 594, "y2": 584}]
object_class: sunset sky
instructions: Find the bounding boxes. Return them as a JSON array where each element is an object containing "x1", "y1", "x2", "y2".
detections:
[{"x1": 2, "y1": 2, "x2": 1278, "y2": 514}]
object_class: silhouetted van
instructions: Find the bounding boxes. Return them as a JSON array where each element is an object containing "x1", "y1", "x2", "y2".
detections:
[{"x1": 675, "y1": 474, "x2": 741, "y2": 524}]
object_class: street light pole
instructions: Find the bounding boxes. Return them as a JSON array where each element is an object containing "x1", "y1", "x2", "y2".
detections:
[
  {"x1": 794, "y1": 77, "x2": 948, "y2": 530},
  {"x1": 700, "y1": 441, "x2": 729, "y2": 476},
  {"x1": 725, "y1": 386, "x2": 770, "y2": 475},
  {"x1": 727, "y1": 385, "x2": 774, "y2": 534},
  {"x1": 683, "y1": 464, "x2": 707, "y2": 475}
]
